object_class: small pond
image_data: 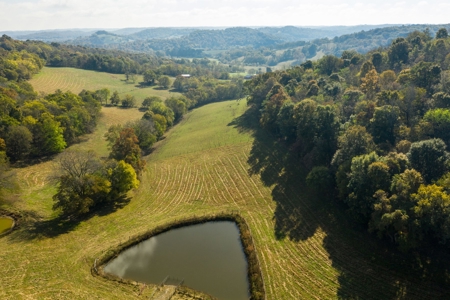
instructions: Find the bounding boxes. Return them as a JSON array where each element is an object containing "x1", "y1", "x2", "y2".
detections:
[
  {"x1": 0, "y1": 217, "x2": 14, "y2": 235},
  {"x1": 104, "y1": 221, "x2": 250, "y2": 300}
]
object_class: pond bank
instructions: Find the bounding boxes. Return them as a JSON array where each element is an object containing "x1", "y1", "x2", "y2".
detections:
[
  {"x1": 0, "y1": 215, "x2": 15, "y2": 236},
  {"x1": 92, "y1": 212, "x2": 265, "y2": 300}
]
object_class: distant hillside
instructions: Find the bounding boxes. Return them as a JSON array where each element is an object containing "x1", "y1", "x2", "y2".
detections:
[
  {"x1": 327, "y1": 24, "x2": 450, "y2": 55},
  {"x1": 0, "y1": 29, "x2": 97, "y2": 42},
  {"x1": 69, "y1": 30, "x2": 135, "y2": 46},
  {"x1": 6, "y1": 24, "x2": 450, "y2": 68},
  {"x1": 215, "y1": 24, "x2": 450, "y2": 68},
  {"x1": 257, "y1": 24, "x2": 395, "y2": 42},
  {"x1": 128, "y1": 28, "x2": 199, "y2": 40},
  {"x1": 70, "y1": 27, "x2": 282, "y2": 51}
]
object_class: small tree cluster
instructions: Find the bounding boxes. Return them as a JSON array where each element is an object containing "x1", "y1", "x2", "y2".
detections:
[{"x1": 53, "y1": 150, "x2": 139, "y2": 217}]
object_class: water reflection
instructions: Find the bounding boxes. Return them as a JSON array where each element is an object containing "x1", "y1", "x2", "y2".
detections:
[{"x1": 104, "y1": 221, "x2": 249, "y2": 300}]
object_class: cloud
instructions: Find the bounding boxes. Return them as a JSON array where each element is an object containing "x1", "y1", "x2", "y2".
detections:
[{"x1": 0, "y1": 0, "x2": 449, "y2": 30}]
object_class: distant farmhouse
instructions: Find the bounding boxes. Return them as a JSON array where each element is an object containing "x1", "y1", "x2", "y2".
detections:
[{"x1": 181, "y1": 74, "x2": 191, "y2": 78}]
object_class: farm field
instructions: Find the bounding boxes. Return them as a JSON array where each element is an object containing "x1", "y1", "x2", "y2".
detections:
[
  {"x1": 29, "y1": 67, "x2": 181, "y2": 106},
  {"x1": 1, "y1": 94, "x2": 450, "y2": 298}
]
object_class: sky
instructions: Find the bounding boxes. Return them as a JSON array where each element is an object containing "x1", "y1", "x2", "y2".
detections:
[{"x1": 0, "y1": 0, "x2": 449, "y2": 31}]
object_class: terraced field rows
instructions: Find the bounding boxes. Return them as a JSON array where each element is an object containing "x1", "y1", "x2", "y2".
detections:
[
  {"x1": 1, "y1": 99, "x2": 449, "y2": 299},
  {"x1": 30, "y1": 67, "x2": 181, "y2": 106}
]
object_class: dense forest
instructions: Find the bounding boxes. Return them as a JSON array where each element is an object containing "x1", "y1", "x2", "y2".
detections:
[{"x1": 245, "y1": 28, "x2": 450, "y2": 251}]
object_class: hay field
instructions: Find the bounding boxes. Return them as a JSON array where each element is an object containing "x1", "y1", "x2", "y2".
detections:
[
  {"x1": 29, "y1": 67, "x2": 181, "y2": 106},
  {"x1": 1, "y1": 98, "x2": 449, "y2": 299}
]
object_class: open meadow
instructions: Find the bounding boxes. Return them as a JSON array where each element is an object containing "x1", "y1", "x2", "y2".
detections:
[
  {"x1": 29, "y1": 67, "x2": 181, "y2": 106},
  {"x1": 1, "y1": 76, "x2": 450, "y2": 298}
]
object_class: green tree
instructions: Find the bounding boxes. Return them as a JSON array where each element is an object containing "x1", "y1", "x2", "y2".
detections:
[
  {"x1": 0, "y1": 145, "x2": 15, "y2": 205},
  {"x1": 276, "y1": 101, "x2": 296, "y2": 143},
  {"x1": 165, "y1": 97, "x2": 187, "y2": 122},
  {"x1": 260, "y1": 84, "x2": 289, "y2": 133},
  {"x1": 423, "y1": 108, "x2": 450, "y2": 145},
  {"x1": 412, "y1": 184, "x2": 450, "y2": 244},
  {"x1": 332, "y1": 125, "x2": 376, "y2": 167},
  {"x1": 360, "y1": 61, "x2": 375, "y2": 78},
  {"x1": 436, "y1": 28, "x2": 449, "y2": 39},
  {"x1": 342, "y1": 89, "x2": 363, "y2": 120},
  {"x1": 52, "y1": 150, "x2": 110, "y2": 216},
  {"x1": 107, "y1": 160, "x2": 139, "y2": 200},
  {"x1": 158, "y1": 76, "x2": 172, "y2": 89},
  {"x1": 121, "y1": 94, "x2": 135, "y2": 108},
  {"x1": 388, "y1": 38, "x2": 410, "y2": 69},
  {"x1": 143, "y1": 69, "x2": 157, "y2": 85},
  {"x1": 110, "y1": 91, "x2": 121, "y2": 106},
  {"x1": 314, "y1": 105, "x2": 339, "y2": 165},
  {"x1": 317, "y1": 55, "x2": 343, "y2": 75},
  {"x1": 128, "y1": 119, "x2": 157, "y2": 154},
  {"x1": 142, "y1": 111, "x2": 166, "y2": 138},
  {"x1": 149, "y1": 102, "x2": 175, "y2": 126},
  {"x1": 346, "y1": 152, "x2": 390, "y2": 222},
  {"x1": 4, "y1": 125, "x2": 33, "y2": 161},
  {"x1": 371, "y1": 52, "x2": 384, "y2": 73},
  {"x1": 410, "y1": 62, "x2": 441, "y2": 95},
  {"x1": 31, "y1": 113, "x2": 66, "y2": 156},
  {"x1": 306, "y1": 166, "x2": 333, "y2": 195},
  {"x1": 407, "y1": 138, "x2": 449, "y2": 183},
  {"x1": 333, "y1": 125, "x2": 376, "y2": 200},
  {"x1": 370, "y1": 105, "x2": 400, "y2": 145},
  {"x1": 95, "y1": 88, "x2": 110, "y2": 105},
  {"x1": 141, "y1": 96, "x2": 162, "y2": 110}
]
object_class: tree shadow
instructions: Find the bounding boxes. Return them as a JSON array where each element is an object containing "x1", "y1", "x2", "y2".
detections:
[
  {"x1": 230, "y1": 106, "x2": 450, "y2": 299},
  {"x1": 6, "y1": 196, "x2": 132, "y2": 242},
  {"x1": 153, "y1": 87, "x2": 169, "y2": 91}
]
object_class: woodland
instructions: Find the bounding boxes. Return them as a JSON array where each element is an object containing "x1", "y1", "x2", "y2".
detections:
[{"x1": 245, "y1": 27, "x2": 450, "y2": 251}]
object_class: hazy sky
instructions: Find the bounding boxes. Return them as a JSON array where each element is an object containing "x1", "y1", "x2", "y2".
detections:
[{"x1": 1, "y1": 0, "x2": 449, "y2": 31}]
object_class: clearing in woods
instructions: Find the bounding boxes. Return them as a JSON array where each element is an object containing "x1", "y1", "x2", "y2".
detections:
[
  {"x1": 1, "y1": 95, "x2": 449, "y2": 298},
  {"x1": 29, "y1": 67, "x2": 181, "y2": 106}
]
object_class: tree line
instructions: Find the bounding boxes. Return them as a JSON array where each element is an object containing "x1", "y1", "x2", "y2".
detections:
[
  {"x1": 0, "y1": 35, "x2": 242, "y2": 80},
  {"x1": 245, "y1": 28, "x2": 450, "y2": 251}
]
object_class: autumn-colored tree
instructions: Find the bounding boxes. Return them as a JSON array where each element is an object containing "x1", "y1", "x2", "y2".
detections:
[
  {"x1": 360, "y1": 69, "x2": 379, "y2": 99},
  {"x1": 110, "y1": 128, "x2": 145, "y2": 175}
]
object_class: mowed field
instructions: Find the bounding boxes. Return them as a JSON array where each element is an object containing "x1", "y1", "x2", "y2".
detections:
[
  {"x1": 29, "y1": 67, "x2": 181, "y2": 106},
  {"x1": 1, "y1": 77, "x2": 450, "y2": 298}
]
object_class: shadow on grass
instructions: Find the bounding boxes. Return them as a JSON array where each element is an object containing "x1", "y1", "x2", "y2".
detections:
[
  {"x1": 229, "y1": 106, "x2": 450, "y2": 299},
  {"x1": 7, "y1": 196, "x2": 131, "y2": 242}
]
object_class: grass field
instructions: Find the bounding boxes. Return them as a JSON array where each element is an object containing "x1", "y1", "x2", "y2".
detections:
[
  {"x1": 29, "y1": 67, "x2": 181, "y2": 106},
  {"x1": 1, "y1": 82, "x2": 450, "y2": 298}
]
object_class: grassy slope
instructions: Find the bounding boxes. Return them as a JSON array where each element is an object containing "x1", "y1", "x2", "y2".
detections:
[
  {"x1": 29, "y1": 67, "x2": 181, "y2": 107},
  {"x1": 1, "y1": 78, "x2": 449, "y2": 298}
]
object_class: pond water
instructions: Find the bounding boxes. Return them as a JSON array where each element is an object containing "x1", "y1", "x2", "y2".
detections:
[
  {"x1": 104, "y1": 221, "x2": 250, "y2": 300},
  {"x1": 0, "y1": 217, "x2": 13, "y2": 234}
]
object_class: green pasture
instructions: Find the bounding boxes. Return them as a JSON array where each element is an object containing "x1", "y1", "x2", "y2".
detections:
[{"x1": 30, "y1": 67, "x2": 181, "y2": 106}]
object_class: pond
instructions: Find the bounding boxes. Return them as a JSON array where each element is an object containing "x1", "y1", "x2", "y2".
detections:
[
  {"x1": 0, "y1": 217, "x2": 14, "y2": 235},
  {"x1": 104, "y1": 221, "x2": 250, "y2": 300}
]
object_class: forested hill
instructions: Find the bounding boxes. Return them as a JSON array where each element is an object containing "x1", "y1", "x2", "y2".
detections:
[
  {"x1": 319, "y1": 24, "x2": 450, "y2": 56},
  {"x1": 3, "y1": 25, "x2": 392, "y2": 44},
  {"x1": 216, "y1": 24, "x2": 450, "y2": 68},
  {"x1": 6, "y1": 24, "x2": 450, "y2": 65},
  {"x1": 244, "y1": 27, "x2": 450, "y2": 252},
  {"x1": 257, "y1": 24, "x2": 395, "y2": 42},
  {"x1": 70, "y1": 27, "x2": 283, "y2": 51}
]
